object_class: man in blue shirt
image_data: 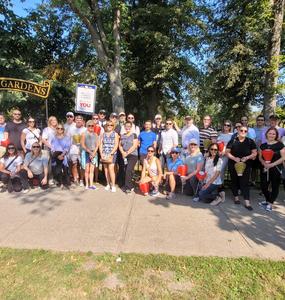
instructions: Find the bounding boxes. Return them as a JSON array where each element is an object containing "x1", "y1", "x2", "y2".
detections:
[
  {"x1": 164, "y1": 147, "x2": 183, "y2": 199},
  {"x1": 139, "y1": 120, "x2": 157, "y2": 164}
]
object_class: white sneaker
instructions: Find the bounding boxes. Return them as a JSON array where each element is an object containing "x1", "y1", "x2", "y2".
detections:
[
  {"x1": 210, "y1": 196, "x2": 222, "y2": 206},
  {"x1": 22, "y1": 189, "x2": 30, "y2": 194},
  {"x1": 219, "y1": 191, "x2": 226, "y2": 202},
  {"x1": 111, "y1": 186, "x2": 116, "y2": 193},
  {"x1": 192, "y1": 197, "x2": 199, "y2": 202},
  {"x1": 79, "y1": 180, "x2": 84, "y2": 187},
  {"x1": 105, "y1": 185, "x2": 110, "y2": 191}
]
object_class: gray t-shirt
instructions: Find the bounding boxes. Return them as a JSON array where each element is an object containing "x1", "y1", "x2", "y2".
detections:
[
  {"x1": 120, "y1": 133, "x2": 138, "y2": 156},
  {"x1": 24, "y1": 152, "x2": 48, "y2": 175}
]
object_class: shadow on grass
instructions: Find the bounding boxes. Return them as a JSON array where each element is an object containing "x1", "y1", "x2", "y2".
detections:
[{"x1": 148, "y1": 189, "x2": 285, "y2": 252}]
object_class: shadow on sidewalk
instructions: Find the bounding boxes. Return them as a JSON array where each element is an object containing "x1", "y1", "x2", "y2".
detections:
[{"x1": 148, "y1": 190, "x2": 285, "y2": 252}]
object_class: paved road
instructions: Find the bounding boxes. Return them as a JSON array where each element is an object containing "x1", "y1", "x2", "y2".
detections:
[{"x1": 0, "y1": 185, "x2": 284, "y2": 260}]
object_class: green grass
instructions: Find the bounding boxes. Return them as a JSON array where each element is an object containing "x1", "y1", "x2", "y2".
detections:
[{"x1": 0, "y1": 248, "x2": 284, "y2": 299}]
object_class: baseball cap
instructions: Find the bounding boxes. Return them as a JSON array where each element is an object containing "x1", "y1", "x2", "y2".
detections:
[
  {"x1": 66, "y1": 112, "x2": 74, "y2": 117},
  {"x1": 155, "y1": 114, "x2": 162, "y2": 119},
  {"x1": 99, "y1": 109, "x2": 106, "y2": 114},
  {"x1": 170, "y1": 147, "x2": 181, "y2": 153},
  {"x1": 189, "y1": 138, "x2": 198, "y2": 145},
  {"x1": 119, "y1": 112, "x2": 126, "y2": 116}
]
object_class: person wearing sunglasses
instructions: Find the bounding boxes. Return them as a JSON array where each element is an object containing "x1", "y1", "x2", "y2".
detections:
[
  {"x1": 139, "y1": 120, "x2": 157, "y2": 165},
  {"x1": 98, "y1": 109, "x2": 107, "y2": 128},
  {"x1": 50, "y1": 124, "x2": 72, "y2": 189},
  {"x1": 69, "y1": 115, "x2": 86, "y2": 187},
  {"x1": 152, "y1": 114, "x2": 165, "y2": 156},
  {"x1": 119, "y1": 121, "x2": 139, "y2": 193},
  {"x1": 4, "y1": 109, "x2": 26, "y2": 154},
  {"x1": 217, "y1": 120, "x2": 233, "y2": 183},
  {"x1": 120, "y1": 114, "x2": 140, "y2": 136},
  {"x1": 259, "y1": 127, "x2": 285, "y2": 212},
  {"x1": 199, "y1": 115, "x2": 218, "y2": 153},
  {"x1": 81, "y1": 120, "x2": 100, "y2": 190},
  {"x1": 21, "y1": 117, "x2": 41, "y2": 155},
  {"x1": 173, "y1": 116, "x2": 200, "y2": 161},
  {"x1": 226, "y1": 126, "x2": 257, "y2": 210},
  {"x1": 181, "y1": 138, "x2": 204, "y2": 200},
  {"x1": 64, "y1": 112, "x2": 76, "y2": 137},
  {"x1": 140, "y1": 146, "x2": 162, "y2": 196},
  {"x1": 0, "y1": 143, "x2": 25, "y2": 193},
  {"x1": 158, "y1": 119, "x2": 178, "y2": 171},
  {"x1": 198, "y1": 143, "x2": 225, "y2": 205},
  {"x1": 20, "y1": 142, "x2": 48, "y2": 190},
  {"x1": 164, "y1": 147, "x2": 183, "y2": 199},
  {"x1": 99, "y1": 121, "x2": 119, "y2": 192}
]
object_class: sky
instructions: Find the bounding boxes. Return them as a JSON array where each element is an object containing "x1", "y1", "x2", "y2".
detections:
[{"x1": 10, "y1": 0, "x2": 40, "y2": 17}]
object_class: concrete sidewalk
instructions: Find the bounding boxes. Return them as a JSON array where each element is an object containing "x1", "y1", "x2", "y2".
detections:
[{"x1": 0, "y1": 185, "x2": 284, "y2": 260}]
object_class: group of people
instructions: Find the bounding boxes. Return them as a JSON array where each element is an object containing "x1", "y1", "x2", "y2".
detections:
[{"x1": 0, "y1": 108, "x2": 284, "y2": 212}]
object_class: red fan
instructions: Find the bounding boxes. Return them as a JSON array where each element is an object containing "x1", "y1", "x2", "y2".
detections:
[
  {"x1": 196, "y1": 171, "x2": 207, "y2": 181},
  {"x1": 1, "y1": 139, "x2": 10, "y2": 147},
  {"x1": 217, "y1": 141, "x2": 224, "y2": 152},
  {"x1": 262, "y1": 149, "x2": 274, "y2": 163},
  {"x1": 94, "y1": 125, "x2": 101, "y2": 135},
  {"x1": 177, "y1": 165, "x2": 188, "y2": 176},
  {"x1": 139, "y1": 182, "x2": 150, "y2": 195}
]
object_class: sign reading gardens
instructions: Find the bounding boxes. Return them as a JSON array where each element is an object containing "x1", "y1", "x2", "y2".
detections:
[{"x1": 0, "y1": 77, "x2": 51, "y2": 98}]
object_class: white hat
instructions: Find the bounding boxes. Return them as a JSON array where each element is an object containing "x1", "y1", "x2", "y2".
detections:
[
  {"x1": 155, "y1": 114, "x2": 162, "y2": 119},
  {"x1": 189, "y1": 138, "x2": 198, "y2": 145},
  {"x1": 66, "y1": 112, "x2": 74, "y2": 117}
]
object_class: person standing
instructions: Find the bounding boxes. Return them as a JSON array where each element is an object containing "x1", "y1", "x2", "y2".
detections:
[
  {"x1": 226, "y1": 125, "x2": 257, "y2": 210},
  {"x1": 119, "y1": 121, "x2": 139, "y2": 193},
  {"x1": 139, "y1": 120, "x2": 157, "y2": 164},
  {"x1": 240, "y1": 116, "x2": 256, "y2": 140},
  {"x1": 261, "y1": 115, "x2": 285, "y2": 143},
  {"x1": 0, "y1": 113, "x2": 6, "y2": 144},
  {"x1": 81, "y1": 120, "x2": 100, "y2": 190},
  {"x1": 152, "y1": 114, "x2": 164, "y2": 156},
  {"x1": 98, "y1": 109, "x2": 107, "y2": 128},
  {"x1": 174, "y1": 116, "x2": 199, "y2": 160},
  {"x1": 21, "y1": 117, "x2": 41, "y2": 155},
  {"x1": 159, "y1": 119, "x2": 178, "y2": 170},
  {"x1": 121, "y1": 114, "x2": 140, "y2": 136},
  {"x1": 64, "y1": 112, "x2": 76, "y2": 137},
  {"x1": 199, "y1": 115, "x2": 218, "y2": 153},
  {"x1": 4, "y1": 109, "x2": 26, "y2": 154},
  {"x1": 259, "y1": 127, "x2": 285, "y2": 211}
]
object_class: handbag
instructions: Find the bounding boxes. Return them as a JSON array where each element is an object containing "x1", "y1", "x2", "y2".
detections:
[{"x1": 101, "y1": 153, "x2": 113, "y2": 164}]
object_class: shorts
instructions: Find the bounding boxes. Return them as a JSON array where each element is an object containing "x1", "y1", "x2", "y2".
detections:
[
  {"x1": 70, "y1": 153, "x2": 81, "y2": 164},
  {"x1": 85, "y1": 152, "x2": 98, "y2": 167}
]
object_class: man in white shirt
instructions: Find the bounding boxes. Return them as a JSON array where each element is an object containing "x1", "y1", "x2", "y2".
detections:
[
  {"x1": 64, "y1": 112, "x2": 76, "y2": 137},
  {"x1": 174, "y1": 116, "x2": 199, "y2": 160},
  {"x1": 159, "y1": 119, "x2": 178, "y2": 170}
]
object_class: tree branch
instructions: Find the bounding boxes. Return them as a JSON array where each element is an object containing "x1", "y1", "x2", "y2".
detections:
[{"x1": 113, "y1": 5, "x2": 121, "y2": 67}]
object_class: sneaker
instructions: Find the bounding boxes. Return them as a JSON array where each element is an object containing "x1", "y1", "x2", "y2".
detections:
[
  {"x1": 111, "y1": 186, "x2": 116, "y2": 193},
  {"x1": 85, "y1": 186, "x2": 89, "y2": 190},
  {"x1": 192, "y1": 197, "x2": 199, "y2": 202},
  {"x1": 125, "y1": 189, "x2": 132, "y2": 194},
  {"x1": 105, "y1": 185, "x2": 110, "y2": 191},
  {"x1": 210, "y1": 196, "x2": 223, "y2": 206},
  {"x1": 89, "y1": 185, "x2": 97, "y2": 190},
  {"x1": 150, "y1": 190, "x2": 159, "y2": 196},
  {"x1": 219, "y1": 191, "x2": 226, "y2": 202},
  {"x1": 166, "y1": 192, "x2": 175, "y2": 200},
  {"x1": 22, "y1": 189, "x2": 30, "y2": 194},
  {"x1": 49, "y1": 179, "x2": 55, "y2": 186},
  {"x1": 265, "y1": 203, "x2": 272, "y2": 211},
  {"x1": 258, "y1": 201, "x2": 267, "y2": 207},
  {"x1": 79, "y1": 180, "x2": 84, "y2": 187},
  {"x1": 143, "y1": 192, "x2": 149, "y2": 196}
]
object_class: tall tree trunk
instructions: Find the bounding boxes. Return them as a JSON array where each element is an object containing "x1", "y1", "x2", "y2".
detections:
[
  {"x1": 108, "y1": 66, "x2": 124, "y2": 113},
  {"x1": 264, "y1": 0, "x2": 285, "y2": 119}
]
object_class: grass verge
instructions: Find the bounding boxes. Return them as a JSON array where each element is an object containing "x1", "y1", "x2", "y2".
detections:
[{"x1": 0, "y1": 248, "x2": 284, "y2": 299}]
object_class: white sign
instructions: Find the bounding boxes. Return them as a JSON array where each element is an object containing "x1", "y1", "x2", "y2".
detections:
[{"x1": 75, "y1": 83, "x2": 97, "y2": 114}]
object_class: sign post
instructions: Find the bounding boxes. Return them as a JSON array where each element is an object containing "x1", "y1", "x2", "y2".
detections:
[{"x1": 75, "y1": 83, "x2": 97, "y2": 115}]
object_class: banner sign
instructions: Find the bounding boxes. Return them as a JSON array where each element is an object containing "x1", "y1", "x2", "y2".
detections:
[
  {"x1": 0, "y1": 77, "x2": 51, "y2": 99},
  {"x1": 75, "y1": 83, "x2": 97, "y2": 114}
]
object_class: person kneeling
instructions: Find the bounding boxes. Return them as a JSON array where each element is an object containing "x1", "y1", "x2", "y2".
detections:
[
  {"x1": 164, "y1": 147, "x2": 183, "y2": 199},
  {"x1": 140, "y1": 146, "x2": 162, "y2": 196},
  {"x1": 20, "y1": 142, "x2": 48, "y2": 190},
  {"x1": 198, "y1": 143, "x2": 225, "y2": 205}
]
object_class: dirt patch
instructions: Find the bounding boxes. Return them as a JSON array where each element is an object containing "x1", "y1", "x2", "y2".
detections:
[
  {"x1": 81, "y1": 261, "x2": 97, "y2": 271},
  {"x1": 103, "y1": 274, "x2": 124, "y2": 290},
  {"x1": 167, "y1": 280, "x2": 193, "y2": 292}
]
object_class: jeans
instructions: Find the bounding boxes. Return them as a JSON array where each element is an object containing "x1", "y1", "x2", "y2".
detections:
[
  {"x1": 198, "y1": 183, "x2": 219, "y2": 203},
  {"x1": 19, "y1": 169, "x2": 48, "y2": 189},
  {"x1": 260, "y1": 166, "x2": 281, "y2": 204},
  {"x1": 184, "y1": 176, "x2": 199, "y2": 196},
  {"x1": 123, "y1": 155, "x2": 138, "y2": 190}
]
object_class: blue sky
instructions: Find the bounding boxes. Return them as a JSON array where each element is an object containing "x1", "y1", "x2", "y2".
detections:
[{"x1": 11, "y1": 0, "x2": 40, "y2": 17}]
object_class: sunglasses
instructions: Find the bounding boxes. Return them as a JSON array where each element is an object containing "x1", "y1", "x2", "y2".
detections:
[
  {"x1": 28, "y1": 120, "x2": 35, "y2": 123},
  {"x1": 190, "y1": 143, "x2": 197, "y2": 146},
  {"x1": 166, "y1": 123, "x2": 172, "y2": 125},
  {"x1": 8, "y1": 147, "x2": 15, "y2": 150},
  {"x1": 13, "y1": 113, "x2": 21, "y2": 116},
  {"x1": 257, "y1": 119, "x2": 264, "y2": 121},
  {"x1": 93, "y1": 117, "x2": 98, "y2": 120},
  {"x1": 155, "y1": 118, "x2": 161, "y2": 120},
  {"x1": 57, "y1": 127, "x2": 64, "y2": 130},
  {"x1": 88, "y1": 125, "x2": 94, "y2": 127},
  {"x1": 128, "y1": 117, "x2": 134, "y2": 120},
  {"x1": 224, "y1": 124, "x2": 231, "y2": 127},
  {"x1": 32, "y1": 145, "x2": 40, "y2": 149},
  {"x1": 66, "y1": 115, "x2": 74, "y2": 118},
  {"x1": 171, "y1": 152, "x2": 179, "y2": 154},
  {"x1": 147, "y1": 150, "x2": 154, "y2": 153},
  {"x1": 240, "y1": 129, "x2": 248, "y2": 133},
  {"x1": 210, "y1": 148, "x2": 218, "y2": 151}
]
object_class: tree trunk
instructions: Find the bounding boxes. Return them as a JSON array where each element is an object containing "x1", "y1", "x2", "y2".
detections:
[
  {"x1": 264, "y1": 0, "x2": 285, "y2": 119},
  {"x1": 108, "y1": 66, "x2": 124, "y2": 113}
]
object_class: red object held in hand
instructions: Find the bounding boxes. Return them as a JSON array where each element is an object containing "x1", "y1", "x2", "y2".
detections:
[
  {"x1": 1, "y1": 139, "x2": 10, "y2": 147},
  {"x1": 177, "y1": 165, "x2": 188, "y2": 176},
  {"x1": 262, "y1": 149, "x2": 274, "y2": 163},
  {"x1": 94, "y1": 125, "x2": 101, "y2": 135},
  {"x1": 196, "y1": 171, "x2": 207, "y2": 181},
  {"x1": 217, "y1": 141, "x2": 224, "y2": 152},
  {"x1": 139, "y1": 182, "x2": 150, "y2": 195}
]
